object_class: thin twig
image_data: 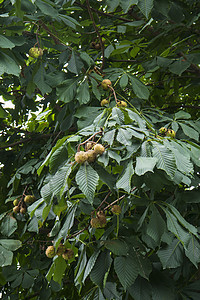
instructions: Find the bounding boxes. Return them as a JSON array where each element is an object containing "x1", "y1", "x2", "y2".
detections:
[
  {"x1": 0, "y1": 133, "x2": 57, "y2": 150},
  {"x1": 108, "y1": 85, "x2": 118, "y2": 104},
  {"x1": 96, "y1": 190, "x2": 112, "y2": 212},
  {"x1": 66, "y1": 225, "x2": 89, "y2": 239},
  {"x1": 86, "y1": 0, "x2": 105, "y2": 71},
  {"x1": 103, "y1": 187, "x2": 137, "y2": 211},
  {"x1": 77, "y1": 130, "x2": 103, "y2": 152}
]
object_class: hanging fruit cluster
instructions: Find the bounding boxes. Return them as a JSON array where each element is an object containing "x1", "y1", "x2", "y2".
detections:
[
  {"x1": 75, "y1": 143, "x2": 105, "y2": 164},
  {"x1": 159, "y1": 127, "x2": 176, "y2": 138},
  {"x1": 45, "y1": 243, "x2": 74, "y2": 260},
  {"x1": 13, "y1": 195, "x2": 36, "y2": 215}
]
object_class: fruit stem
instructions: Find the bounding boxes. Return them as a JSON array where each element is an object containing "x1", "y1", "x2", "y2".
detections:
[
  {"x1": 108, "y1": 85, "x2": 118, "y2": 104},
  {"x1": 77, "y1": 130, "x2": 103, "y2": 152},
  {"x1": 116, "y1": 215, "x2": 119, "y2": 238}
]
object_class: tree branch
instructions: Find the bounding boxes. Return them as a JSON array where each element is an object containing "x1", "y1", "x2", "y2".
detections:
[
  {"x1": 86, "y1": 0, "x2": 105, "y2": 71},
  {"x1": 0, "y1": 133, "x2": 57, "y2": 150}
]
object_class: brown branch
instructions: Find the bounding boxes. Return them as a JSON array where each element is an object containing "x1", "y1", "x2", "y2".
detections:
[
  {"x1": 109, "y1": 85, "x2": 118, "y2": 104},
  {"x1": 0, "y1": 133, "x2": 57, "y2": 150},
  {"x1": 86, "y1": 0, "x2": 105, "y2": 71},
  {"x1": 76, "y1": 1, "x2": 132, "y2": 22},
  {"x1": 66, "y1": 225, "x2": 89, "y2": 240},
  {"x1": 103, "y1": 187, "x2": 137, "y2": 211},
  {"x1": 38, "y1": 20, "x2": 64, "y2": 45},
  {"x1": 77, "y1": 130, "x2": 103, "y2": 152},
  {"x1": 96, "y1": 190, "x2": 112, "y2": 212}
]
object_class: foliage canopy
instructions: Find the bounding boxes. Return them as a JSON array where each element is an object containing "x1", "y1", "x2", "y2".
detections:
[{"x1": 0, "y1": 0, "x2": 200, "y2": 299}]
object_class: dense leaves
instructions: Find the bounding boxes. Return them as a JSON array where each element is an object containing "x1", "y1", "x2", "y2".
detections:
[{"x1": 0, "y1": 0, "x2": 200, "y2": 299}]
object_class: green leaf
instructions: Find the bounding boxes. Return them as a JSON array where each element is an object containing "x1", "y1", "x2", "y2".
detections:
[
  {"x1": 157, "y1": 238, "x2": 183, "y2": 269},
  {"x1": 167, "y1": 204, "x2": 198, "y2": 237},
  {"x1": 75, "y1": 164, "x2": 99, "y2": 204},
  {"x1": 146, "y1": 206, "x2": 166, "y2": 245},
  {"x1": 56, "y1": 78, "x2": 79, "y2": 103},
  {"x1": 59, "y1": 15, "x2": 80, "y2": 29},
  {"x1": 164, "y1": 210, "x2": 190, "y2": 245},
  {"x1": 0, "y1": 246, "x2": 13, "y2": 267},
  {"x1": 0, "y1": 52, "x2": 20, "y2": 76},
  {"x1": 120, "y1": 73, "x2": 129, "y2": 88},
  {"x1": 90, "y1": 250, "x2": 112, "y2": 288},
  {"x1": 56, "y1": 205, "x2": 77, "y2": 245},
  {"x1": 175, "y1": 111, "x2": 191, "y2": 120},
  {"x1": 185, "y1": 236, "x2": 200, "y2": 267},
  {"x1": 103, "y1": 239, "x2": 129, "y2": 255},
  {"x1": 77, "y1": 80, "x2": 90, "y2": 104},
  {"x1": 137, "y1": 0, "x2": 154, "y2": 18},
  {"x1": 130, "y1": 76, "x2": 150, "y2": 99},
  {"x1": 128, "y1": 277, "x2": 152, "y2": 300},
  {"x1": 53, "y1": 256, "x2": 67, "y2": 285},
  {"x1": 114, "y1": 255, "x2": 139, "y2": 290},
  {"x1": 168, "y1": 58, "x2": 190, "y2": 75},
  {"x1": 120, "y1": 0, "x2": 138, "y2": 13},
  {"x1": 67, "y1": 50, "x2": 84, "y2": 74},
  {"x1": 0, "y1": 35, "x2": 15, "y2": 48},
  {"x1": 116, "y1": 160, "x2": 134, "y2": 192},
  {"x1": 135, "y1": 157, "x2": 157, "y2": 175},
  {"x1": 34, "y1": 64, "x2": 52, "y2": 95},
  {"x1": 117, "y1": 128, "x2": 132, "y2": 146},
  {"x1": 0, "y1": 216, "x2": 17, "y2": 237},
  {"x1": 36, "y1": 0, "x2": 58, "y2": 17},
  {"x1": 0, "y1": 239, "x2": 21, "y2": 251},
  {"x1": 106, "y1": 0, "x2": 120, "y2": 12},
  {"x1": 83, "y1": 250, "x2": 100, "y2": 284},
  {"x1": 22, "y1": 272, "x2": 34, "y2": 289},
  {"x1": 152, "y1": 141, "x2": 176, "y2": 178},
  {"x1": 179, "y1": 123, "x2": 199, "y2": 141}
]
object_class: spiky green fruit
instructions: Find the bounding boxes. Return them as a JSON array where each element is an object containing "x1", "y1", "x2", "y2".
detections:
[
  {"x1": 93, "y1": 144, "x2": 105, "y2": 155},
  {"x1": 56, "y1": 244, "x2": 66, "y2": 256},
  {"x1": 24, "y1": 195, "x2": 36, "y2": 204},
  {"x1": 20, "y1": 207, "x2": 27, "y2": 214},
  {"x1": 117, "y1": 101, "x2": 127, "y2": 108},
  {"x1": 159, "y1": 127, "x2": 167, "y2": 134},
  {"x1": 111, "y1": 205, "x2": 121, "y2": 215},
  {"x1": 85, "y1": 142, "x2": 93, "y2": 151},
  {"x1": 13, "y1": 206, "x2": 20, "y2": 214},
  {"x1": 62, "y1": 249, "x2": 74, "y2": 260},
  {"x1": 87, "y1": 150, "x2": 97, "y2": 163},
  {"x1": 45, "y1": 246, "x2": 56, "y2": 258},
  {"x1": 75, "y1": 151, "x2": 88, "y2": 164},
  {"x1": 29, "y1": 47, "x2": 43, "y2": 58},
  {"x1": 166, "y1": 129, "x2": 176, "y2": 138},
  {"x1": 13, "y1": 199, "x2": 19, "y2": 206},
  {"x1": 101, "y1": 99, "x2": 109, "y2": 106},
  {"x1": 101, "y1": 79, "x2": 112, "y2": 90}
]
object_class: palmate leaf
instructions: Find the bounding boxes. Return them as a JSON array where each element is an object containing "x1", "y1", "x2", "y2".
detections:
[
  {"x1": 116, "y1": 160, "x2": 134, "y2": 192},
  {"x1": 132, "y1": 248, "x2": 152, "y2": 280},
  {"x1": 157, "y1": 238, "x2": 183, "y2": 269},
  {"x1": 146, "y1": 206, "x2": 166, "y2": 245},
  {"x1": 137, "y1": 0, "x2": 154, "y2": 18},
  {"x1": 185, "y1": 236, "x2": 200, "y2": 267},
  {"x1": 114, "y1": 255, "x2": 139, "y2": 290},
  {"x1": 128, "y1": 277, "x2": 152, "y2": 300},
  {"x1": 75, "y1": 164, "x2": 99, "y2": 204},
  {"x1": 83, "y1": 250, "x2": 100, "y2": 284},
  {"x1": 90, "y1": 250, "x2": 112, "y2": 288},
  {"x1": 164, "y1": 140, "x2": 193, "y2": 176},
  {"x1": 164, "y1": 210, "x2": 190, "y2": 245},
  {"x1": 135, "y1": 157, "x2": 157, "y2": 176},
  {"x1": 56, "y1": 78, "x2": 79, "y2": 103},
  {"x1": 152, "y1": 141, "x2": 176, "y2": 178},
  {"x1": 103, "y1": 239, "x2": 129, "y2": 255}
]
